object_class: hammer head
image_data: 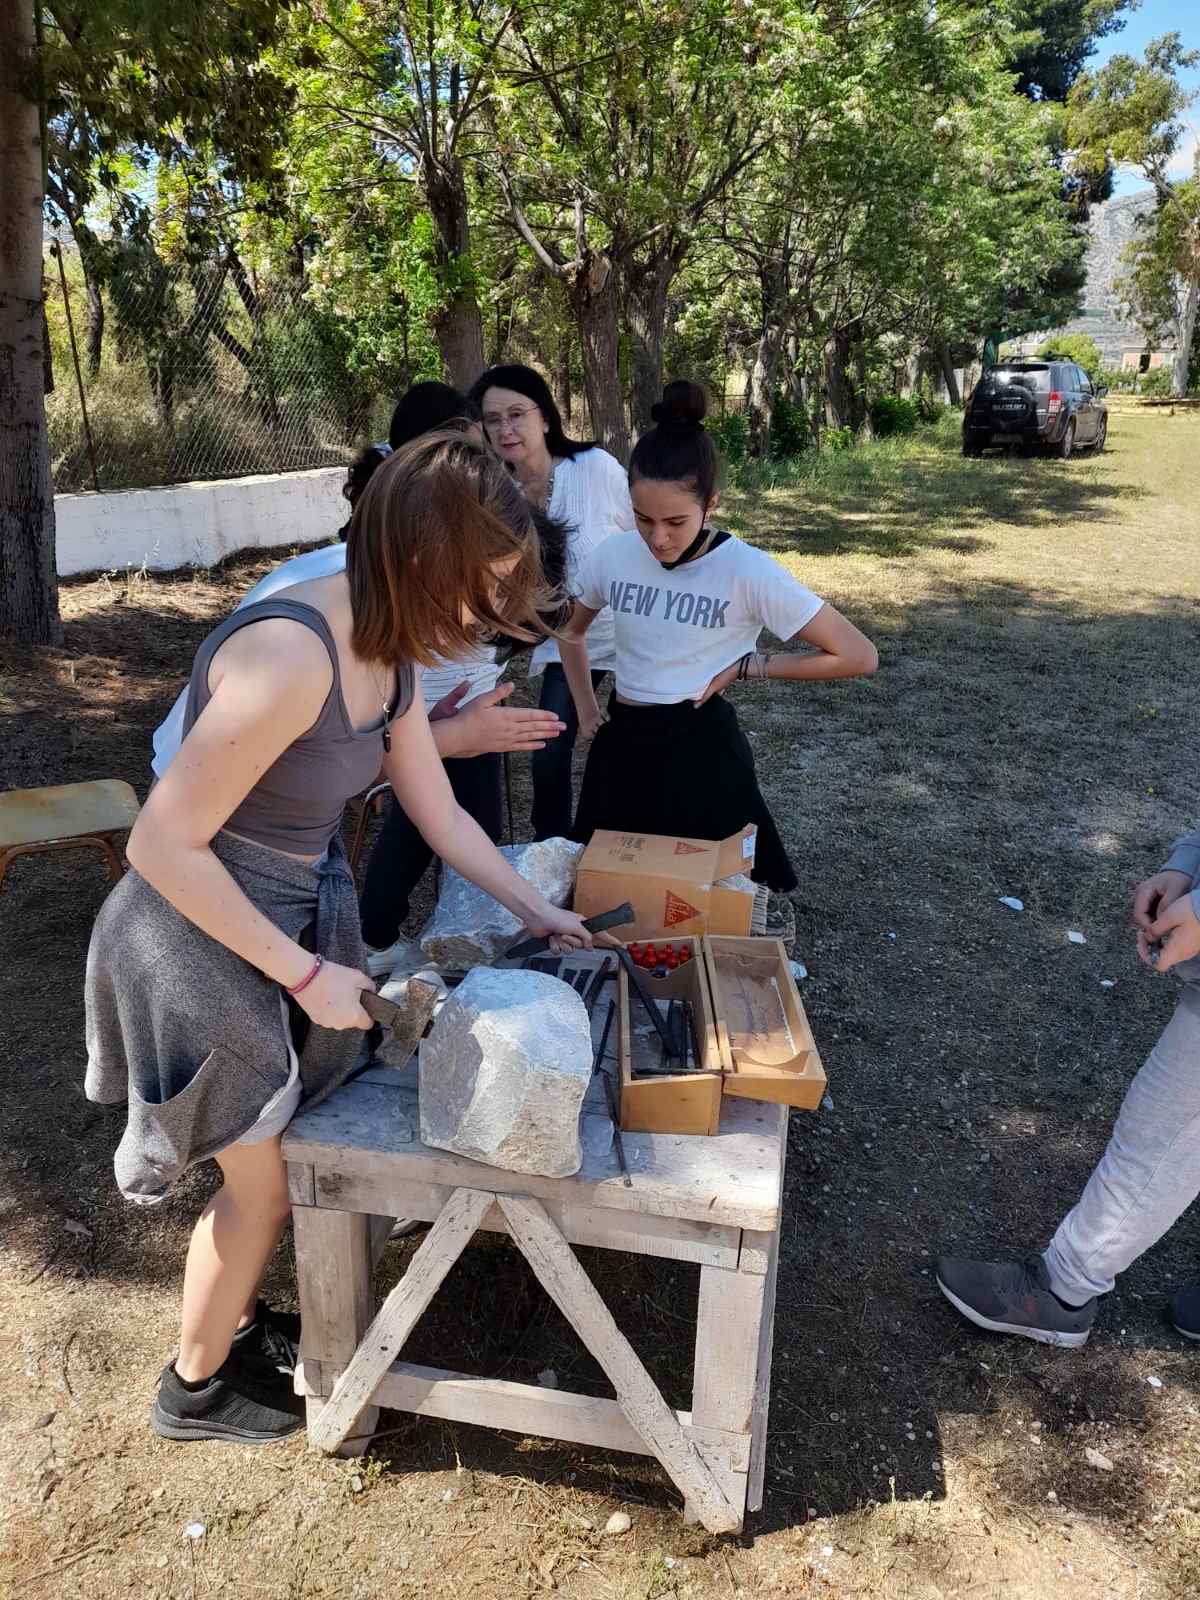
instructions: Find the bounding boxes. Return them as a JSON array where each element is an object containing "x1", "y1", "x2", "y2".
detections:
[{"x1": 360, "y1": 977, "x2": 441, "y2": 1062}]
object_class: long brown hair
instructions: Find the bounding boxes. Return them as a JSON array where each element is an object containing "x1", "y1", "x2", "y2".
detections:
[{"x1": 345, "y1": 430, "x2": 559, "y2": 669}]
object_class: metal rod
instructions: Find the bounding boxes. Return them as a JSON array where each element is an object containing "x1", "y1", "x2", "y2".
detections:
[
  {"x1": 51, "y1": 241, "x2": 100, "y2": 493},
  {"x1": 503, "y1": 751, "x2": 515, "y2": 846},
  {"x1": 685, "y1": 997, "x2": 703, "y2": 1070},
  {"x1": 614, "y1": 946, "x2": 675, "y2": 1051},
  {"x1": 593, "y1": 997, "x2": 631, "y2": 1184},
  {"x1": 583, "y1": 957, "x2": 613, "y2": 1013}
]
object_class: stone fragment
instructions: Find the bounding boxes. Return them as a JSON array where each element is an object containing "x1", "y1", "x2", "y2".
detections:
[
  {"x1": 419, "y1": 968, "x2": 593, "y2": 1177},
  {"x1": 419, "y1": 838, "x2": 584, "y2": 968},
  {"x1": 604, "y1": 1511, "x2": 632, "y2": 1535}
]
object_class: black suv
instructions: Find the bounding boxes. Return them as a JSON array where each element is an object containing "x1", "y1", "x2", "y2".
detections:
[{"x1": 962, "y1": 360, "x2": 1108, "y2": 459}]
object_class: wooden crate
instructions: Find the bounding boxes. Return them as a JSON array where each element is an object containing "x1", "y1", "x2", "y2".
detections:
[
  {"x1": 617, "y1": 937, "x2": 723, "y2": 1136},
  {"x1": 702, "y1": 936, "x2": 827, "y2": 1110}
]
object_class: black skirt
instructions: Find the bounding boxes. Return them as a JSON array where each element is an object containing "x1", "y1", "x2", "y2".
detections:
[{"x1": 570, "y1": 691, "x2": 797, "y2": 892}]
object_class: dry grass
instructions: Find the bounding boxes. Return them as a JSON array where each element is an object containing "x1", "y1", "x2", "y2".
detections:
[{"x1": 2, "y1": 411, "x2": 1200, "y2": 1598}]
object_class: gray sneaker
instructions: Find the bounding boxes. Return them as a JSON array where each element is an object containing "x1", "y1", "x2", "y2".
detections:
[
  {"x1": 935, "y1": 1253, "x2": 1097, "y2": 1348},
  {"x1": 1168, "y1": 1284, "x2": 1200, "y2": 1341}
]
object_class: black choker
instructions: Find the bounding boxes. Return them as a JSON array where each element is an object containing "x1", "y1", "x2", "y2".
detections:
[{"x1": 661, "y1": 527, "x2": 727, "y2": 570}]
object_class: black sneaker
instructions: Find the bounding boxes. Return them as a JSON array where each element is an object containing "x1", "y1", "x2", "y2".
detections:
[
  {"x1": 935, "y1": 1253, "x2": 1096, "y2": 1348},
  {"x1": 232, "y1": 1300, "x2": 301, "y2": 1372},
  {"x1": 150, "y1": 1349, "x2": 305, "y2": 1444},
  {"x1": 1168, "y1": 1284, "x2": 1200, "y2": 1341}
]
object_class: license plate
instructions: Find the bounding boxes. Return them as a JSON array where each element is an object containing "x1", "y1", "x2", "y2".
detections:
[{"x1": 992, "y1": 433, "x2": 1022, "y2": 443}]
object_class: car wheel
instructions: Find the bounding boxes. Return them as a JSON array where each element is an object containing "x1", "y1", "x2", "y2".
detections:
[
  {"x1": 1092, "y1": 416, "x2": 1107, "y2": 453},
  {"x1": 962, "y1": 434, "x2": 985, "y2": 458},
  {"x1": 1055, "y1": 421, "x2": 1076, "y2": 460}
]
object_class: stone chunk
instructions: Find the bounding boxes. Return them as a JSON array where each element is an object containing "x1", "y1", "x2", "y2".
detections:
[
  {"x1": 419, "y1": 968, "x2": 593, "y2": 1177},
  {"x1": 418, "y1": 837, "x2": 584, "y2": 968}
]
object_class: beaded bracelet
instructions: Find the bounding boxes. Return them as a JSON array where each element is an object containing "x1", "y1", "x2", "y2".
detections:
[{"x1": 285, "y1": 954, "x2": 324, "y2": 996}]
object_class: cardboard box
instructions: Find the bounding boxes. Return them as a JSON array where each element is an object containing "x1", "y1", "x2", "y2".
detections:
[
  {"x1": 575, "y1": 825, "x2": 759, "y2": 940},
  {"x1": 616, "y1": 937, "x2": 723, "y2": 1136},
  {"x1": 702, "y1": 935, "x2": 827, "y2": 1111}
]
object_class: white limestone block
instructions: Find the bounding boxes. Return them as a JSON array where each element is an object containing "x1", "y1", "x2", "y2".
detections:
[{"x1": 419, "y1": 968, "x2": 593, "y2": 1177}]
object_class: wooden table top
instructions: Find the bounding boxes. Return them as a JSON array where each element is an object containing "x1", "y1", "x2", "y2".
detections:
[{"x1": 283, "y1": 1061, "x2": 788, "y2": 1233}]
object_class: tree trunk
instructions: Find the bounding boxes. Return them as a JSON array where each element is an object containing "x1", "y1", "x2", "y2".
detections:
[
  {"x1": 565, "y1": 251, "x2": 628, "y2": 460},
  {"x1": 425, "y1": 159, "x2": 485, "y2": 390},
  {"x1": 0, "y1": 0, "x2": 61, "y2": 644},
  {"x1": 824, "y1": 327, "x2": 855, "y2": 431},
  {"x1": 1171, "y1": 276, "x2": 1198, "y2": 399},
  {"x1": 937, "y1": 340, "x2": 962, "y2": 407},
  {"x1": 783, "y1": 334, "x2": 804, "y2": 406},
  {"x1": 85, "y1": 271, "x2": 104, "y2": 379},
  {"x1": 853, "y1": 325, "x2": 873, "y2": 440},
  {"x1": 556, "y1": 329, "x2": 572, "y2": 433},
  {"x1": 745, "y1": 266, "x2": 787, "y2": 457},
  {"x1": 624, "y1": 246, "x2": 680, "y2": 437}
]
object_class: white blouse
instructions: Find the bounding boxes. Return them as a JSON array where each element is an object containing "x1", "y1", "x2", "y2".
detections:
[{"x1": 530, "y1": 446, "x2": 634, "y2": 674}]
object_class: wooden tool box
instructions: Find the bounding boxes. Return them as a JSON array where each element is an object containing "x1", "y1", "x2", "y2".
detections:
[
  {"x1": 615, "y1": 936, "x2": 724, "y2": 1137},
  {"x1": 702, "y1": 935, "x2": 827, "y2": 1110}
]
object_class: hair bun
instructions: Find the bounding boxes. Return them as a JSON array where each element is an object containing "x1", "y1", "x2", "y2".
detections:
[{"x1": 651, "y1": 379, "x2": 707, "y2": 435}]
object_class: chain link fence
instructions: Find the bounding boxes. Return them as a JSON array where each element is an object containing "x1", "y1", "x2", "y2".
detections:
[{"x1": 45, "y1": 241, "x2": 393, "y2": 495}]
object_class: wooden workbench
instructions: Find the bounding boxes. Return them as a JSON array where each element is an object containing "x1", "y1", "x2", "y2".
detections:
[{"x1": 282, "y1": 975, "x2": 788, "y2": 1534}]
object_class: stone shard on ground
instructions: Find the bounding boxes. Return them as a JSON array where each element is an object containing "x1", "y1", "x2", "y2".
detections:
[
  {"x1": 418, "y1": 837, "x2": 584, "y2": 968},
  {"x1": 419, "y1": 967, "x2": 593, "y2": 1177}
]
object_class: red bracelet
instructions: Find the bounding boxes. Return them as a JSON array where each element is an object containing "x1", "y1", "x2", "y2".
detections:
[{"x1": 285, "y1": 954, "x2": 323, "y2": 996}]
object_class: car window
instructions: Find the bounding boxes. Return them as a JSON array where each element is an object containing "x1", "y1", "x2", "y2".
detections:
[
  {"x1": 996, "y1": 366, "x2": 1051, "y2": 393},
  {"x1": 1076, "y1": 366, "x2": 1092, "y2": 395}
]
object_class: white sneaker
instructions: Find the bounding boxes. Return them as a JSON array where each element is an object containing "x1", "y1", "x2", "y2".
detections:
[
  {"x1": 366, "y1": 938, "x2": 423, "y2": 978},
  {"x1": 389, "y1": 1219, "x2": 427, "y2": 1241}
]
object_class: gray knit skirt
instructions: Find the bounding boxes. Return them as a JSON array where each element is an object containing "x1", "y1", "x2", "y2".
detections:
[{"x1": 84, "y1": 831, "x2": 366, "y2": 1204}]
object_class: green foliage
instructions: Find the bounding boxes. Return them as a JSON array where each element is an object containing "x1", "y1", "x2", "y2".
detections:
[
  {"x1": 1008, "y1": 0, "x2": 1134, "y2": 102},
  {"x1": 1037, "y1": 333, "x2": 1104, "y2": 383},
  {"x1": 869, "y1": 396, "x2": 918, "y2": 438},
  {"x1": 769, "y1": 394, "x2": 809, "y2": 459},
  {"x1": 1098, "y1": 365, "x2": 1137, "y2": 392},
  {"x1": 1138, "y1": 367, "x2": 1174, "y2": 397},
  {"x1": 826, "y1": 425, "x2": 855, "y2": 454},
  {"x1": 707, "y1": 410, "x2": 749, "y2": 465}
]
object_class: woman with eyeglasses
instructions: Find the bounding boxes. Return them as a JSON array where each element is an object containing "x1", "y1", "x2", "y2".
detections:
[{"x1": 468, "y1": 364, "x2": 634, "y2": 841}]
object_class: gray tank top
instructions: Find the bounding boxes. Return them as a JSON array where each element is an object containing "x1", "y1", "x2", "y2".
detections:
[{"x1": 183, "y1": 598, "x2": 415, "y2": 856}]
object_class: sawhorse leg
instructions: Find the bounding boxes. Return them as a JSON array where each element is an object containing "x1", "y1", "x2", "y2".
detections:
[
  {"x1": 293, "y1": 1206, "x2": 379, "y2": 1457},
  {"x1": 685, "y1": 1224, "x2": 781, "y2": 1529}
]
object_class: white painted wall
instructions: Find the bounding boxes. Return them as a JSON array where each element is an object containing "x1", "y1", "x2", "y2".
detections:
[{"x1": 55, "y1": 466, "x2": 347, "y2": 577}]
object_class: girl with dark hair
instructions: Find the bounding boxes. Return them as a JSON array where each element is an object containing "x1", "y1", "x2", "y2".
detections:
[
  {"x1": 87, "y1": 431, "x2": 593, "y2": 1449},
  {"x1": 468, "y1": 363, "x2": 634, "y2": 840},
  {"x1": 339, "y1": 380, "x2": 483, "y2": 536},
  {"x1": 559, "y1": 381, "x2": 879, "y2": 893}
]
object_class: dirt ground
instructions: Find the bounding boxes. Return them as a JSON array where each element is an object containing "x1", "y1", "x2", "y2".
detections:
[{"x1": 2, "y1": 411, "x2": 1200, "y2": 1599}]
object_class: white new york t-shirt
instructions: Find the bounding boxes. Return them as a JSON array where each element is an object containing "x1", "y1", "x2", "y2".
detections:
[{"x1": 575, "y1": 531, "x2": 824, "y2": 705}]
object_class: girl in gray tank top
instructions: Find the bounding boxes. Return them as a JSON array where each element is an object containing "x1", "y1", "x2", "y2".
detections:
[{"x1": 84, "y1": 431, "x2": 595, "y2": 1447}]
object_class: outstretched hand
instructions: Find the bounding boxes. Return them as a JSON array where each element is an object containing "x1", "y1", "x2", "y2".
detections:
[{"x1": 437, "y1": 682, "x2": 566, "y2": 757}]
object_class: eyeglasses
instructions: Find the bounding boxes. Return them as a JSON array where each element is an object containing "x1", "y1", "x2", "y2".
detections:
[{"x1": 482, "y1": 405, "x2": 540, "y2": 431}]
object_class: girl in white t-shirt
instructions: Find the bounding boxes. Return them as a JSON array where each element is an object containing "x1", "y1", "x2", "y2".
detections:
[
  {"x1": 560, "y1": 381, "x2": 878, "y2": 892},
  {"x1": 469, "y1": 364, "x2": 634, "y2": 840}
]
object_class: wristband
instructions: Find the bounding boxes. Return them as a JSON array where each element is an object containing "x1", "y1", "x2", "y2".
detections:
[{"x1": 286, "y1": 954, "x2": 324, "y2": 996}]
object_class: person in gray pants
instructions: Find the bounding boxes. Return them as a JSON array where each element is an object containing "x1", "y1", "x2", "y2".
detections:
[{"x1": 936, "y1": 825, "x2": 1200, "y2": 1347}]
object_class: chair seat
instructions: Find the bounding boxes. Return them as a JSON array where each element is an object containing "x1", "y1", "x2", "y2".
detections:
[{"x1": 0, "y1": 780, "x2": 141, "y2": 848}]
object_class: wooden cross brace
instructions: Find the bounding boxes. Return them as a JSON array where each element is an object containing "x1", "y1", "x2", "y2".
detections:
[{"x1": 306, "y1": 1185, "x2": 741, "y2": 1534}]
